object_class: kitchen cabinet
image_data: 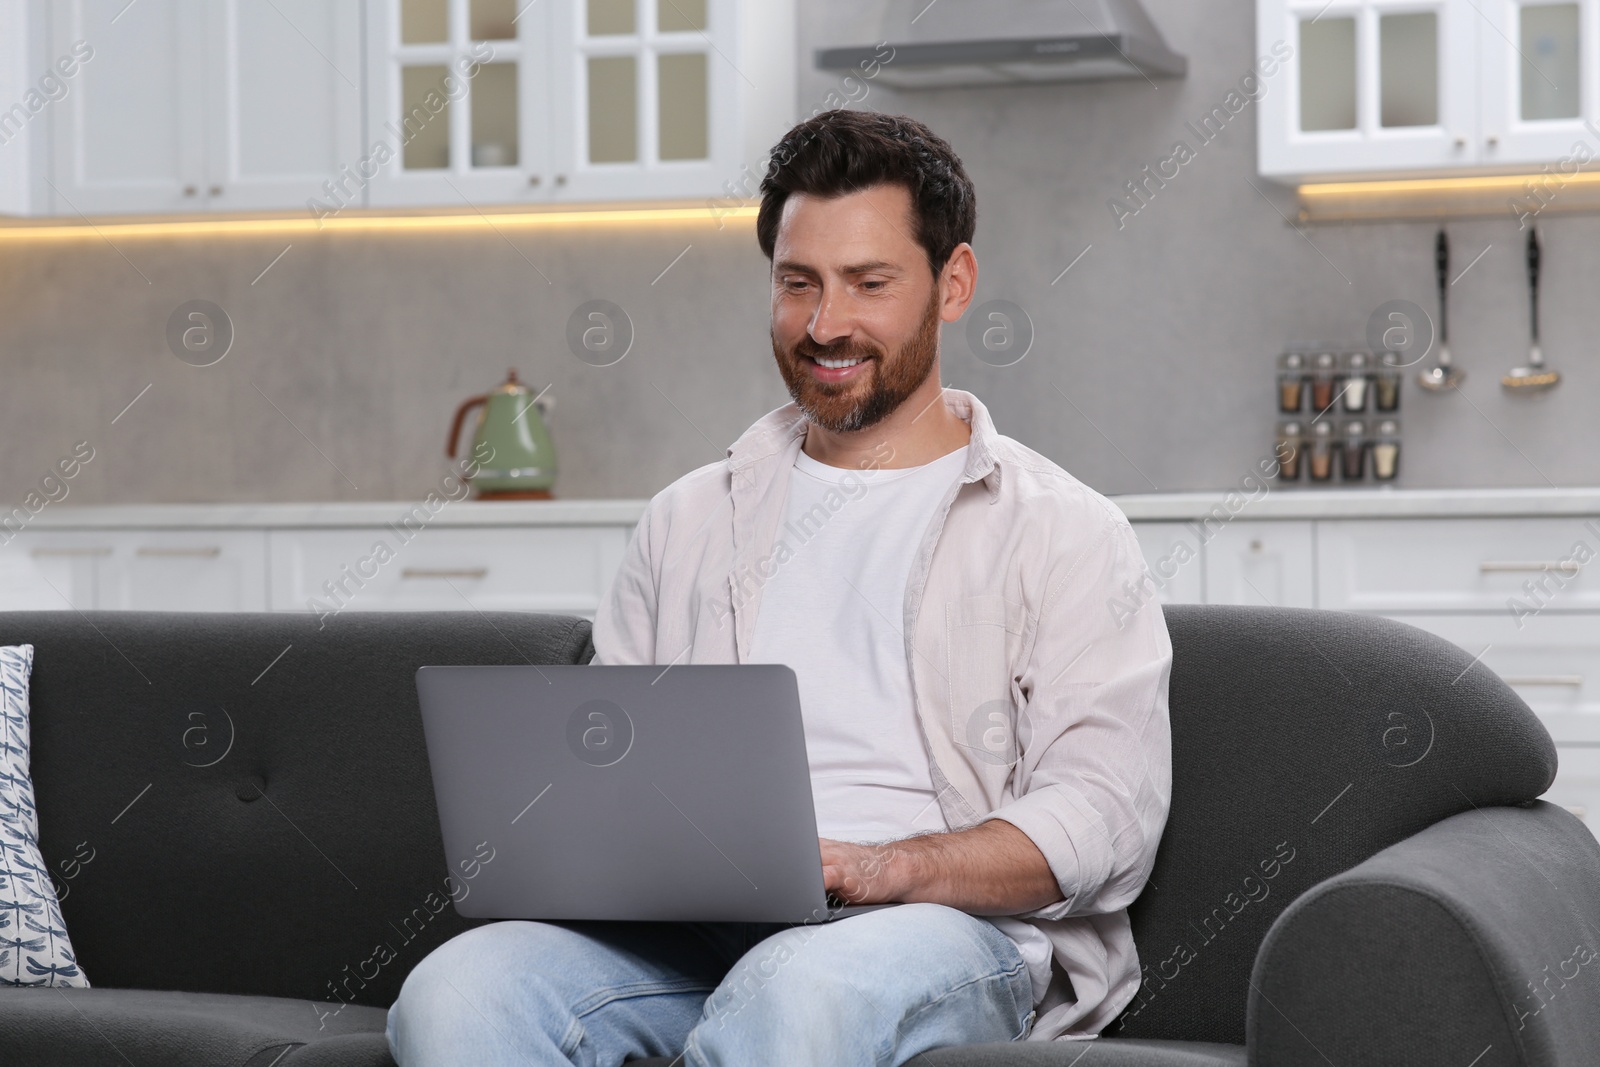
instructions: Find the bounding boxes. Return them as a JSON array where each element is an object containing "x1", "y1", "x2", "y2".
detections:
[
  {"x1": 203, "y1": 0, "x2": 365, "y2": 211},
  {"x1": 42, "y1": 0, "x2": 362, "y2": 215},
  {"x1": 0, "y1": 530, "x2": 267, "y2": 610},
  {"x1": 12, "y1": 0, "x2": 796, "y2": 217},
  {"x1": 1257, "y1": 0, "x2": 1600, "y2": 181},
  {"x1": 267, "y1": 525, "x2": 627, "y2": 616},
  {"x1": 362, "y1": 0, "x2": 548, "y2": 207},
  {"x1": 44, "y1": 0, "x2": 205, "y2": 215},
  {"x1": 0, "y1": 503, "x2": 642, "y2": 617},
  {"x1": 97, "y1": 531, "x2": 268, "y2": 611},
  {"x1": 1128, "y1": 522, "x2": 1204, "y2": 606},
  {"x1": 1200, "y1": 520, "x2": 1316, "y2": 608},
  {"x1": 1480, "y1": 0, "x2": 1600, "y2": 165},
  {"x1": 0, "y1": 533, "x2": 105, "y2": 610},
  {"x1": 0, "y1": 1, "x2": 33, "y2": 214},
  {"x1": 362, "y1": 0, "x2": 794, "y2": 208},
  {"x1": 1319, "y1": 516, "x2": 1600, "y2": 613}
]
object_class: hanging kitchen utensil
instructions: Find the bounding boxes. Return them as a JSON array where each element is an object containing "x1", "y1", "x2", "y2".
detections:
[
  {"x1": 447, "y1": 369, "x2": 558, "y2": 498},
  {"x1": 1418, "y1": 229, "x2": 1464, "y2": 391},
  {"x1": 1502, "y1": 227, "x2": 1561, "y2": 392}
]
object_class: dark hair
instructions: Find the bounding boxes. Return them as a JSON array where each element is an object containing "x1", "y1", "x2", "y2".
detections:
[{"x1": 756, "y1": 110, "x2": 976, "y2": 279}]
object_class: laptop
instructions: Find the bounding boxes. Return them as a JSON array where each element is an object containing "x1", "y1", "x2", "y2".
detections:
[{"x1": 414, "y1": 663, "x2": 901, "y2": 924}]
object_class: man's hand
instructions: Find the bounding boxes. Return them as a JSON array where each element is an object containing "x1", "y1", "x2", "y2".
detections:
[
  {"x1": 819, "y1": 838, "x2": 909, "y2": 905},
  {"x1": 820, "y1": 819, "x2": 1064, "y2": 914}
]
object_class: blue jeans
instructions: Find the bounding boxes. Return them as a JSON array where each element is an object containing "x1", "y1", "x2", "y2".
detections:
[{"x1": 386, "y1": 902, "x2": 1037, "y2": 1066}]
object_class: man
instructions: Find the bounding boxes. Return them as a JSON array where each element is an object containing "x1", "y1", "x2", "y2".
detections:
[{"x1": 389, "y1": 110, "x2": 1172, "y2": 1065}]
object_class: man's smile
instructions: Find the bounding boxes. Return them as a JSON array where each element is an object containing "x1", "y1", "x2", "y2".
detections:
[{"x1": 802, "y1": 352, "x2": 874, "y2": 383}]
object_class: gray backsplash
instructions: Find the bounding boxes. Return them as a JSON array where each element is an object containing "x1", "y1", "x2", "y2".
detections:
[{"x1": 0, "y1": 0, "x2": 1592, "y2": 508}]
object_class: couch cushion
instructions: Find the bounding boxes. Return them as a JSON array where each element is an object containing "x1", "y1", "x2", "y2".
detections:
[
  {"x1": 0, "y1": 643, "x2": 86, "y2": 988},
  {"x1": 1109, "y1": 606, "x2": 1557, "y2": 1044},
  {"x1": 0, "y1": 987, "x2": 393, "y2": 1066},
  {"x1": 0, "y1": 611, "x2": 594, "y2": 1012}
]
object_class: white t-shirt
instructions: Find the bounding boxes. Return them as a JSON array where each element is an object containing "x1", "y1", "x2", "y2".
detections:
[{"x1": 748, "y1": 443, "x2": 1054, "y2": 1007}]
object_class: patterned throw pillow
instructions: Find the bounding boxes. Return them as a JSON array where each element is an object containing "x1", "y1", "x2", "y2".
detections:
[{"x1": 0, "y1": 644, "x2": 87, "y2": 987}]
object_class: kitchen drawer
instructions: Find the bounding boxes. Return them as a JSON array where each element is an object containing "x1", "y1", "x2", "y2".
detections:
[
  {"x1": 1386, "y1": 614, "x2": 1600, "y2": 745},
  {"x1": 1129, "y1": 522, "x2": 1203, "y2": 605},
  {"x1": 1544, "y1": 747, "x2": 1600, "y2": 843},
  {"x1": 1202, "y1": 520, "x2": 1315, "y2": 608},
  {"x1": 268, "y1": 526, "x2": 629, "y2": 616},
  {"x1": 1321, "y1": 517, "x2": 1600, "y2": 613},
  {"x1": 98, "y1": 530, "x2": 268, "y2": 611},
  {"x1": 0, "y1": 532, "x2": 108, "y2": 610}
]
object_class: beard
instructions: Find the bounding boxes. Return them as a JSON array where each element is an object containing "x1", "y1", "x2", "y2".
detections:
[{"x1": 772, "y1": 286, "x2": 942, "y2": 435}]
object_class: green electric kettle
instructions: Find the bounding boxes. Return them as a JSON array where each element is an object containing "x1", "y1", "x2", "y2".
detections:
[{"x1": 447, "y1": 369, "x2": 558, "y2": 498}]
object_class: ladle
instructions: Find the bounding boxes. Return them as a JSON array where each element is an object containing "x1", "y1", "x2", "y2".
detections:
[{"x1": 1417, "y1": 229, "x2": 1465, "y2": 391}]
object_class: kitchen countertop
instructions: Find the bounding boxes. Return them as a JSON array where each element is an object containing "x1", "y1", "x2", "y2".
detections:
[
  {"x1": 14, "y1": 500, "x2": 650, "y2": 528},
  {"x1": 1109, "y1": 487, "x2": 1600, "y2": 521},
  {"x1": 14, "y1": 488, "x2": 1600, "y2": 528}
]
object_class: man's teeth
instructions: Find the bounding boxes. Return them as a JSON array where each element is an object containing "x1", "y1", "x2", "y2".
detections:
[{"x1": 815, "y1": 357, "x2": 864, "y2": 369}]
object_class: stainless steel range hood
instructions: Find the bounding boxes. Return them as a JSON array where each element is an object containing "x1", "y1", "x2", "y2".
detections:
[{"x1": 816, "y1": 0, "x2": 1187, "y2": 89}]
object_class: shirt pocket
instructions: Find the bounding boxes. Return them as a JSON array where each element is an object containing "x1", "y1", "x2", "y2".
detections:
[{"x1": 945, "y1": 594, "x2": 1026, "y2": 776}]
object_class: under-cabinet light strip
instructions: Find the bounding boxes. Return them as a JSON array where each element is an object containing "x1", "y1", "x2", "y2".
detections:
[
  {"x1": 0, "y1": 205, "x2": 759, "y2": 240},
  {"x1": 1301, "y1": 172, "x2": 1600, "y2": 197},
  {"x1": 1296, "y1": 170, "x2": 1600, "y2": 222}
]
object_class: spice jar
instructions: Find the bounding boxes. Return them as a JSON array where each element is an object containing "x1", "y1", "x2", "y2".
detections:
[
  {"x1": 1309, "y1": 351, "x2": 1339, "y2": 413},
  {"x1": 1372, "y1": 419, "x2": 1401, "y2": 481},
  {"x1": 1275, "y1": 420, "x2": 1303, "y2": 480},
  {"x1": 1341, "y1": 420, "x2": 1367, "y2": 480},
  {"x1": 1278, "y1": 352, "x2": 1308, "y2": 413},
  {"x1": 1307, "y1": 419, "x2": 1336, "y2": 482},
  {"x1": 1374, "y1": 353, "x2": 1402, "y2": 412},
  {"x1": 1342, "y1": 351, "x2": 1371, "y2": 412}
]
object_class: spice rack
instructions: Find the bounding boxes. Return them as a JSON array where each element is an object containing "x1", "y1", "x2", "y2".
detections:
[{"x1": 1275, "y1": 348, "x2": 1402, "y2": 485}]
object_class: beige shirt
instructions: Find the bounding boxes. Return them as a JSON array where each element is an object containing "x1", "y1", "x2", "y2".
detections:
[{"x1": 591, "y1": 388, "x2": 1173, "y2": 1040}]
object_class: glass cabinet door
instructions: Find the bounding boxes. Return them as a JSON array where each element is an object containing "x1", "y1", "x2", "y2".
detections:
[
  {"x1": 1259, "y1": 0, "x2": 1477, "y2": 178},
  {"x1": 1480, "y1": 0, "x2": 1599, "y2": 166},
  {"x1": 546, "y1": 0, "x2": 736, "y2": 202},
  {"x1": 366, "y1": 0, "x2": 551, "y2": 206}
]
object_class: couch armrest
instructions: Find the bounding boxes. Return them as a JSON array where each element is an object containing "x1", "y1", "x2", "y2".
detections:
[{"x1": 1248, "y1": 802, "x2": 1600, "y2": 1067}]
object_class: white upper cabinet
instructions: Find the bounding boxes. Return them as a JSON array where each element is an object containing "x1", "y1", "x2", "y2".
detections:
[
  {"x1": 363, "y1": 0, "x2": 552, "y2": 207},
  {"x1": 46, "y1": 0, "x2": 207, "y2": 215},
  {"x1": 363, "y1": 0, "x2": 792, "y2": 208},
  {"x1": 205, "y1": 0, "x2": 365, "y2": 211},
  {"x1": 1480, "y1": 0, "x2": 1600, "y2": 165},
  {"x1": 43, "y1": 0, "x2": 362, "y2": 215},
  {"x1": 0, "y1": 1, "x2": 35, "y2": 215},
  {"x1": 1258, "y1": 0, "x2": 1600, "y2": 180},
  {"x1": 21, "y1": 0, "x2": 793, "y2": 215},
  {"x1": 547, "y1": 0, "x2": 741, "y2": 202}
]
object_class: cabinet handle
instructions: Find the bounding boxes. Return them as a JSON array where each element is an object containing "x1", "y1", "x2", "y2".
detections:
[
  {"x1": 29, "y1": 546, "x2": 112, "y2": 557},
  {"x1": 183, "y1": 185, "x2": 198, "y2": 197},
  {"x1": 401, "y1": 567, "x2": 488, "y2": 580},
  {"x1": 528, "y1": 175, "x2": 541, "y2": 187},
  {"x1": 554, "y1": 174, "x2": 567, "y2": 186},
  {"x1": 136, "y1": 546, "x2": 222, "y2": 558},
  {"x1": 1479, "y1": 561, "x2": 1574, "y2": 573},
  {"x1": 1487, "y1": 135, "x2": 1500, "y2": 148},
  {"x1": 208, "y1": 185, "x2": 223, "y2": 197},
  {"x1": 1501, "y1": 675, "x2": 1583, "y2": 687}
]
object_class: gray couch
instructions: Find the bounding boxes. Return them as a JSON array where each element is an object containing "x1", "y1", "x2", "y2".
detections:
[{"x1": 1, "y1": 606, "x2": 1596, "y2": 1066}]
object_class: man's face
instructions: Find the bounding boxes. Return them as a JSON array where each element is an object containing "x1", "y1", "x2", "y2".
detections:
[{"x1": 769, "y1": 184, "x2": 943, "y2": 434}]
